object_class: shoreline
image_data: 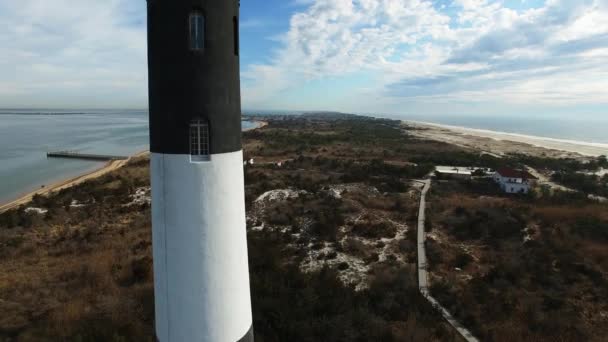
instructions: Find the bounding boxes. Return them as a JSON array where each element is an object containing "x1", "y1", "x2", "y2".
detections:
[
  {"x1": 0, "y1": 151, "x2": 149, "y2": 214},
  {"x1": 405, "y1": 120, "x2": 608, "y2": 159},
  {"x1": 244, "y1": 120, "x2": 268, "y2": 131},
  {"x1": 0, "y1": 120, "x2": 267, "y2": 214}
]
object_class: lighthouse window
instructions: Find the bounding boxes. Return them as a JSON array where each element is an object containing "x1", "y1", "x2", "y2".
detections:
[
  {"x1": 233, "y1": 16, "x2": 239, "y2": 56},
  {"x1": 189, "y1": 12, "x2": 205, "y2": 50},
  {"x1": 190, "y1": 119, "x2": 210, "y2": 161}
]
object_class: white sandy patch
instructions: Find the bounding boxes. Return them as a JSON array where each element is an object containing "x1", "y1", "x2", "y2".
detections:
[
  {"x1": 427, "y1": 232, "x2": 444, "y2": 244},
  {"x1": 326, "y1": 184, "x2": 380, "y2": 199},
  {"x1": 123, "y1": 187, "x2": 151, "y2": 207},
  {"x1": 250, "y1": 222, "x2": 265, "y2": 232},
  {"x1": 255, "y1": 188, "x2": 307, "y2": 203},
  {"x1": 250, "y1": 184, "x2": 416, "y2": 291},
  {"x1": 588, "y1": 195, "x2": 608, "y2": 203},
  {"x1": 24, "y1": 207, "x2": 48, "y2": 215},
  {"x1": 70, "y1": 199, "x2": 88, "y2": 208},
  {"x1": 299, "y1": 241, "x2": 371, "y2": 291}
]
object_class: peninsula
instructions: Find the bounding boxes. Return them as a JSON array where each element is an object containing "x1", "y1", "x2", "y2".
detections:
[{"x1": 1, "y1": 114, "x2": 606, "y2": 341}]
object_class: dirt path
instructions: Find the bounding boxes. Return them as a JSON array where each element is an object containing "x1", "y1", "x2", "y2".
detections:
[
  {"x1": 0, "y1": 151, "x2": 149, "y2": 214},
  {"x1": 525, "y1": 166, "x2": 575, "y2": 193}
]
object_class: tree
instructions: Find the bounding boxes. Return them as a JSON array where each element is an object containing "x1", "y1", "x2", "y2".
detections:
[{"x1": 32, "y1": 193, "x2": 45, "y2": 207}]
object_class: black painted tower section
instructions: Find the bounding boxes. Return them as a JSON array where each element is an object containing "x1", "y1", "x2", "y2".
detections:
[{"x1": 147, "y1": 0, "x2": 242, "y2": 155}]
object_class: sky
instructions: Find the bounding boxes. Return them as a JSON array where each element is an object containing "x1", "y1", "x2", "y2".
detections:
[{"x1": 0, "y1": 0, "x2": 607, "y2": 117}]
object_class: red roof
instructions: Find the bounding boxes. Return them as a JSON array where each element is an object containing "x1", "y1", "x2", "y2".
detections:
[{"x1": 496, "y1": 167, "x2": 537, "y2": 180}]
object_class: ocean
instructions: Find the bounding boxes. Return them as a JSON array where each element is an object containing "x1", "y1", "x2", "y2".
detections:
[
  {"x1": 390, "y1": 114, "x2": 608, "y2": 144},
  {"x1": 0, "y1": 110, "x2": 258, "y2": 204}
]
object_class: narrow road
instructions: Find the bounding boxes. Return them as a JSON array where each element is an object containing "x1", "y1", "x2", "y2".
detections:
[
  {"x1": 415, "y1": 179, "x2": 479, "y2": 342},
  {"x1": 525, "y1": 166, "x2": 575, "y2": 193}
]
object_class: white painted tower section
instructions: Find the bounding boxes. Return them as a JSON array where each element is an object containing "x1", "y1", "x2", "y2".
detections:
[{"x1": 151, "y1": 150, "x2": 253, "y2": 342}]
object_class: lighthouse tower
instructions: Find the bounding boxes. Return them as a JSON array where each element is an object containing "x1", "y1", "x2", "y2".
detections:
[{"x1": 146, "y1": 1, "x2": 253, "y2": 342}]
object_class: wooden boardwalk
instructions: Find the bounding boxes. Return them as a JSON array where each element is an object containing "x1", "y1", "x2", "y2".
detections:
[{"x1": 415, "y1": 179, "x2": 479, "y2": 342}]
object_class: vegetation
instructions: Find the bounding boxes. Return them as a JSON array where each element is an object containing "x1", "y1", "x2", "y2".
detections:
[
  {"x1": 0, "y1": 115, "x2": 464, "y2": 341},
  {"x1": 506, "y1": 153, "x2": 608, "y2": 197},
  {"x1": 427, "y1": 179, "x2": 608, "y2": 341},
  {"x1": 509, "y1": 154, "x2": 607, "y2": 173},
  {"x1": 249, "y1": 231, "x2": 457, "y2": 342},
  {"x1": 551, "y1": 171, "x2": 608, "y2": 197},
  {"x1": 2, "y1": 114, "x2": 604, "y2": 341},
  {"x1": 0, "y1": 157, "x2": 155, "y2": 341}
]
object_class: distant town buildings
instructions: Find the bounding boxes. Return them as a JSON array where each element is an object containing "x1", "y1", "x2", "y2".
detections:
[{"x1": 493, "y1": 167, "x2": 537, "y2": 194}]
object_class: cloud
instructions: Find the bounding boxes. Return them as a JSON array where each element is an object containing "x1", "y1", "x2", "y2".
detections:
[
  {"x1": 243, "y1": 0, "x2": 608, "y2": 113},
  {"x1": 0, "y1": 0, "x2": 147, "y2": 108},
  {"x1": 2, "y1": 0, "x2": 607, "y2": 113},
  {"x1": 243, "y1": 0, "x2": 452, "y2": 106}
]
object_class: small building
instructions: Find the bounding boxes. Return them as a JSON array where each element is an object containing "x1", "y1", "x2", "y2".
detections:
[
  {"x1": 435, "y1": 166, "x2": 473, "y2": 179},
  {"x1": 493, "y1": 167, "x2": 537, "y2": 194},
  {"x1": 435, "y1": 166, "x2": 492, "y2": 180}
]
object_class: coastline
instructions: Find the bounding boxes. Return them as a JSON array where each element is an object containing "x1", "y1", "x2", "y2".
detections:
[
  {"x1": 0, "y1": 151, "x2": 149, "y2": 214},
  {"x1": 0, "y1": 120, "x2": 268, "y2": 214},
  {"x1": 244, "y1": 120, "x2": 268, "y2": 131},
  {"x1": 405, "y1": 120, "x2": 608, "y2": 159}
]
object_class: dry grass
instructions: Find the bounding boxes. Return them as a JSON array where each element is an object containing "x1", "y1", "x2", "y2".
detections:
[
  {"x1": 0, "y1": 160, "x2": 155, "y2": 341},
  {"x1": 439, "y1": 194, "x2": 511, "y2": 211},
  {"x1": 532, "y1": 205, "x2": 608, "y2": 223},
  {"x1": 427, "y1": 185, "x2": 608, "y2": 341},
  {"x1": 0, "y1": 116, "x2": 461, "y2": 341}
]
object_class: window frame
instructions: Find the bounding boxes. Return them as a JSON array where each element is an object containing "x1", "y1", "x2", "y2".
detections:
[
  {"x1": 189, "y1": 119, "x2": 211, "y2": 162},
  {"x1": 189, "y1": 11, "x2": 205, "y2": 51},
  {"x1": 233, "y1": 16, "x2": 239, "y2": 56}
]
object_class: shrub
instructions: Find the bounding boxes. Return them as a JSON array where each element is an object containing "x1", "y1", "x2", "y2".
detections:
[
  {"x1": 452, "y1": 252, "x2": 473, "y2": 268},
  {"x1": 571, "y1": 216, "x2": 608, "y2": 241},
  {"x1": 351, "y1": 221, "x2": 397, "y2": 239}
]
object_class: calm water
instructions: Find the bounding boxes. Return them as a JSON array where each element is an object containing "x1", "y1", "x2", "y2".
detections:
[{"x1": 0, "y1": 110, "x2": 257, "y2": 204}]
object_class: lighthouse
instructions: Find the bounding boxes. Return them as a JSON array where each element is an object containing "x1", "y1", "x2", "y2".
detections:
[{"x1": 146, "y1": 1, "x2": 253, "y2": 341}]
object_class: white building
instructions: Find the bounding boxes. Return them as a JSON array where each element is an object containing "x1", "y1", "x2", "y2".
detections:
[
  {"x1": 435, "y1": 166, "x2": 473, "y2": 179},
  {"x1": 435, "y1": 166, "x2": 493, "y2": 180},
  {"x1": 493, "y1": 168, "x2": 536, "y2": 194}
]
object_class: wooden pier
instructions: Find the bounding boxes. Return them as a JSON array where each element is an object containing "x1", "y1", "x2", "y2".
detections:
[{"x1": 47, "y1": 151, "x2": 128, "y2": 161}]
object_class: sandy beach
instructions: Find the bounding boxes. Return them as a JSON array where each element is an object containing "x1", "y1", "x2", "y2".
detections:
[
  {"x1": 244, "y1": 120, "x2": 268, "y2": 131},
  {"x1": 405, "y1": 121, "x2": 608, "y2": 159}
]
